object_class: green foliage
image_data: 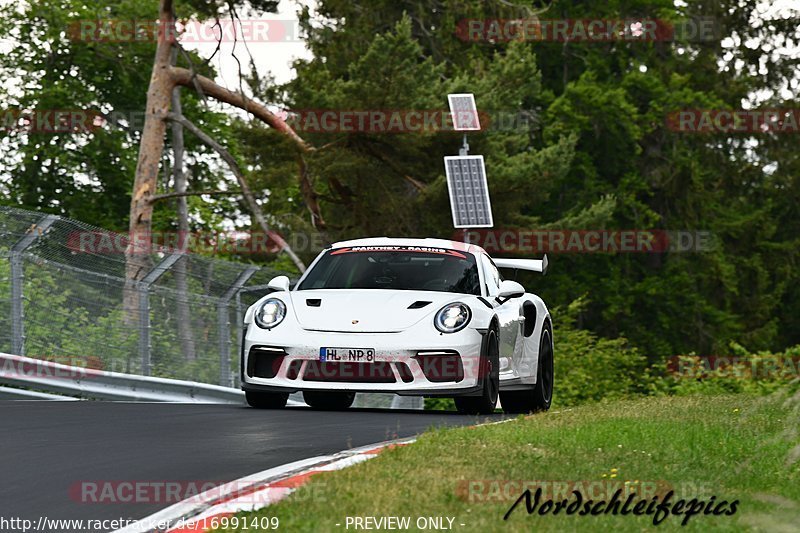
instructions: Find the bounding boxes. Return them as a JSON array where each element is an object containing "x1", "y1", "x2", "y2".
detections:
[
  {"x1": 551, "y1": 297, "x2": 800, "y2": 406},
  {"x1": 553, "y1": 298, "x2": 653, "y2": 407},
  {"x1": 659, "y1": 344, "x2": 800, "y2": 396},
  {"x1": 250, "y1": 0, "x2": 800, "y2": 361},
  {"x1": 424, "y1": 397, "x2": 455, "y2": 411}
]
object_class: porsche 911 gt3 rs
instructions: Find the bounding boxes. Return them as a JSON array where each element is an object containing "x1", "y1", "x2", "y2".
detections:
[{"x1": 241, "y1": 237, "x2": 553, "y2": 414}]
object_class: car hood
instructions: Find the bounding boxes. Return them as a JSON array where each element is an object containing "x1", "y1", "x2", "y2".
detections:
[{"x1": 289, "y1": 289, "x2": 462, "y2": 332}]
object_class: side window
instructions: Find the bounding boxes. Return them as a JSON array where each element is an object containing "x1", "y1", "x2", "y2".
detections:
[{"x1": 482, "y1": 255, "x2": 501, "y2": 296}]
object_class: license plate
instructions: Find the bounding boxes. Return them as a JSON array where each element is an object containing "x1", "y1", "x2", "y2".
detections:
[{"x1": 320, "y1": 347, "x2": 375, "y2": 362}]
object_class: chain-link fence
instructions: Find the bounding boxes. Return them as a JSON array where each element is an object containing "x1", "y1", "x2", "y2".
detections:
[
  {"x1": 0, "y1": 205, "x2": 290, "y2": 388},
  {"x1": 0, "y1": 206, "x2": 423, "y2": 409}
]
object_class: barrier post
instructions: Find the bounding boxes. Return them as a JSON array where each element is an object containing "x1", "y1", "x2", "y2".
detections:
[
  {"x1": 218, "y1": 266, "x2": 258, "y2": 387},
  {"x1": 9, "y1": 214, "x2": 59, "y2": 356},
  {"x1": 138, "y1": 252, "x2": 184, "y2": 376}
]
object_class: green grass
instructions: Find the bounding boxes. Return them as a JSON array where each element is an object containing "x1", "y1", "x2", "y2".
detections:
[{"x1": 217, "y1": 391, "x2": 800, "y2": 532}]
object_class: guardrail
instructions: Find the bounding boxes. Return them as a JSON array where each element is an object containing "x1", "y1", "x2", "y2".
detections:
[
  {"x1": 0, "y1": 353, "x2": 246, "y2": 403},
  {"x1": 0, "y1": 352, "x2": 420, "y2": 408},
  {"x1": 0, "y1": 385, "x2": 81, "y2": 401}
]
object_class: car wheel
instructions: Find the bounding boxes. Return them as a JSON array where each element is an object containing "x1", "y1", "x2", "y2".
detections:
[
  {"x1": 501, "y1": 322, "x2": 553, "y2": 414},
  {"x1": 303, "y1": 391, "x2": 356, "y2": 410},
  {"x1": 245, "y1": 390, "x2": 289, "y2": 409},
  {"x1": 455, "y1": 329, "x2": 499, "y2": 415}
]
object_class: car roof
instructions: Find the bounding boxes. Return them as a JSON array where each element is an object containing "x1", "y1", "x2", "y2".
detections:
[{"x1": 329, "y1": 237, "x2": 487, "y2": 256}]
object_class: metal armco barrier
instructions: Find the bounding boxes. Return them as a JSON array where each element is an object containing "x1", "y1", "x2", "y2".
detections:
[{"x1": 0, "y1": 353, "x2": 247, "y2": 403}]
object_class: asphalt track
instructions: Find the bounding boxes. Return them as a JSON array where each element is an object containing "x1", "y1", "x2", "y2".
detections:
[{"x1": 0, "y1": 401, "x2": 503, "y2": 531}]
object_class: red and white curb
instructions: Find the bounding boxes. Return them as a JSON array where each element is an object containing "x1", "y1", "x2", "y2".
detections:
[{"x1": 113, "y1": 437, "x2": 416, "y2": 533}]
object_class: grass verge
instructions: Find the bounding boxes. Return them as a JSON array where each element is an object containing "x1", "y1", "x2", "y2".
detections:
[{"x1": 217, "y1": 391, "x2": 799, "y2": 532}]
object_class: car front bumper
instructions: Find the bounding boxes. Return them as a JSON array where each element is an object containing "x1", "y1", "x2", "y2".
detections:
[{"x1": 241, "y1": 322, "x2": 486, "y2": 396}]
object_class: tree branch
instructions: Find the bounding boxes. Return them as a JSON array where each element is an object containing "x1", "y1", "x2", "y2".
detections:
[
  {"x1": 170, "y1": 66, "x2": 313, "y2": 152},
  {"x1": 362, "y1": 142, "x2": 427, "y2": 192},
  {"x1": 165, "y1": 112, "x2": 306, "y2": 272},
  {"x1": 149, "y1": 189, "x2": 241, "y2": 203},
  {"x1": 169, "y1": 66, "x2": 326, "y2": 231},
  {"x1": 298, "y1": 155, "x2": 326, "y2": 229}
]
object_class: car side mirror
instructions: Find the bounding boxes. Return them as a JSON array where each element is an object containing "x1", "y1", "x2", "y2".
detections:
[
  {"x1": 267, "y1": 275, "x2": 291, "y2": 292},
  {"x1": 498, "y1": 280, "x2": 525, "y2": 299}
]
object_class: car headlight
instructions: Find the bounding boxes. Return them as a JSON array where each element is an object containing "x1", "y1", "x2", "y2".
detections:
[
  {"x1": 434, "y1": 303, "x2": 471, "y2": 333},
  {"x1": 254, "y1": 298, "x2": 287, "y2": 329}
]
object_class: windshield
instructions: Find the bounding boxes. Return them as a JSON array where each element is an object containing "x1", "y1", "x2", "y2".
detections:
[{"x1": 297, "y1": 246, "x2": 481, "y2": 295}]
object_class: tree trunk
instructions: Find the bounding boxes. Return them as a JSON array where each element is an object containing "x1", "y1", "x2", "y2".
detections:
[
  {"x1": 124, "y1": 0, "x2": 176, "y2": 324},
  {"x1": 170, "y1": 45, "x2": 197, "y2": 362}
]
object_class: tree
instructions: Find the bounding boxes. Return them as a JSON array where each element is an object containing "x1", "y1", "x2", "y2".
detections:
[
  {"x1": 126, "y1": 0, "x2": 308, "y2": 281},
  {"x1": 0, "y1": 0, "x2": 239, "y2": 233},
  {"x1": 0, "y1": 0, "x2": 313, "y2": 356}
]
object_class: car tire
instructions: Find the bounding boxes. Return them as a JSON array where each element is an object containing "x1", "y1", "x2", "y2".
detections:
[
  {"x1": 500, "y1": 322, "x2": 553, "y2": 414},
  {"x1": 455, "y1": 329, "x2": 499, "y2": 415},
  {"x1": 303, "y1": 391, "x2": 356, "y2": 410},
  {"x1": 245, "y1": 390, "x2": 289, "y2": 409}
]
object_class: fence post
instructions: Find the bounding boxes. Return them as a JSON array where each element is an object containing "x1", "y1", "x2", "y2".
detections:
[
  {"x1": 234, "y1": 292, "x2": 244, "y2": 388},
  {"x1": 138, "y1": 252, "x2": 184, "y2": 376},
  {"x1": 218, "y1": 266, "x2": 259, "y2": 387},
  {"x1": 9, "y1": 214, "x2": 59, "y2": 356},
  {"x1": 137, "y1": 284, "x2": 150, "y2": 376}
]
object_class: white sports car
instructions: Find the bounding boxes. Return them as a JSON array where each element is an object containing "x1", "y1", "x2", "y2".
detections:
[{"x1": 241, "y1": 238, "x2": 553, "y2": 414}]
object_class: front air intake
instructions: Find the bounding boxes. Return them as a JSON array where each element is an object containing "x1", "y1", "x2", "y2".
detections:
[
  {"x1": 247, "y1": 346, "x2": 286, "y2": 379},
  {"x1": 414, "y1": 351, "x2": 464, "y2": 382}
]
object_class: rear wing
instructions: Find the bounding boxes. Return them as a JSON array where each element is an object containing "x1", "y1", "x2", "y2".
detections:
[{"x1": 493, "y1": 255, "x2": 548, "y2": 275}]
